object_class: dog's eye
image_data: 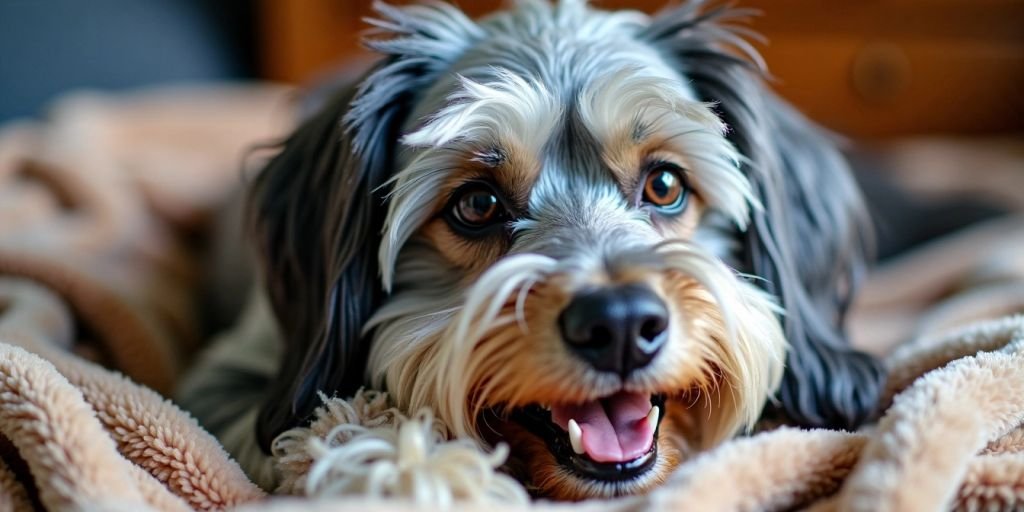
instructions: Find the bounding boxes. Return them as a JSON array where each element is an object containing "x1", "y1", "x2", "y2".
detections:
[
  {"x1": 448, "y1": 183, "x2": 508, "y2": 233},
  {"x1": 642, "y1": 164, "x2": 688, "y2": 213}
]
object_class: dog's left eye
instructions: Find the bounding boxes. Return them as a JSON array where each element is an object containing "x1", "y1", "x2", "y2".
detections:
[
  {"x1": 642, "y1": 163, "x2": 688, "y2": 213},
  {"x1": 447, "y1": 183, "x2": 509, "y2": 234}
]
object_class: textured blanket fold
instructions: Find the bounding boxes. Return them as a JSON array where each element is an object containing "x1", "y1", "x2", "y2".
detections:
[
  {"x1": 0, "y1": 87, "x2": 1022, "y2": 511},
  {"x1": 0, "y1": 278, "x2": 265, "y2": 511}
]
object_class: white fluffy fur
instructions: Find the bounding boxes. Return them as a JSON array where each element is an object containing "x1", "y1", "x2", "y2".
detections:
[
  {"x1": 273, "y1": 389, "x2": 528, "y2": 506},
  {"x1": 401, "y1": 70, "x2": 562, "y2": 152},
  {"x1": 369, "y1": 254, "x2": 559, "y2": 440}
]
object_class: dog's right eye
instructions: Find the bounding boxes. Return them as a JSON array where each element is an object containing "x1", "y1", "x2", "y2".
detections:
[{"x1": 447, "y1": 183, "x2": 509, "y2": 234}]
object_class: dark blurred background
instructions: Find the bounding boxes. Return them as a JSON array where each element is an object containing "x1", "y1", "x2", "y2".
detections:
[
  {"x1": 0, "y1": 0, "x2": 258, "y2": 121},
  {"x1": 3, "y1": 0, "x2": 1022, "y2": 138}
]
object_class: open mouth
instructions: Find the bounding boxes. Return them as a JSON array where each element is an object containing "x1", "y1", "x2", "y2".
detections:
[{"x1": 511, "y1": 391, "x2": 667, "y2": 482}]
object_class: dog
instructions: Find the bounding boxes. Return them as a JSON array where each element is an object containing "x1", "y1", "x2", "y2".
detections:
[{"x1": 181, "y1": 0, "x2": 884, "y2": 500}]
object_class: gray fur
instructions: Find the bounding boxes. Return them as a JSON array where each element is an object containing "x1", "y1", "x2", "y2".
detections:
[{"x1": 238, "y1": 0, "x2": 882, "y2": 462}]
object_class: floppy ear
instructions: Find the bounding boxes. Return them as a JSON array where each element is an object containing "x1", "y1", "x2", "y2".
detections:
[
  {"x1": 249, "y1": 1, "x2": 482, "y2": 451},
  {"x1": 249, "y1": 84, "x2": 384, "y2": 452},
  {"x1": 643, "y1": 3, "x2": 884, "y2": 430}
]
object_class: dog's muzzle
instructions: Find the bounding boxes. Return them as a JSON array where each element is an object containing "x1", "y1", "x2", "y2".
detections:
[{"x1": 509, "y1": 283, "x2": 669, "y2": 479}]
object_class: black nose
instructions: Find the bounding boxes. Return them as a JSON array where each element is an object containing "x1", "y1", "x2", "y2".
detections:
[{"x1": 558, "y1": 284, "x2": 669, "y2": 376}]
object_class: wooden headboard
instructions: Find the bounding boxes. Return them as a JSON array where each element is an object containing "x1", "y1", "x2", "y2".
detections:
[{"x1": 260, "y1": 0, "x2": 1024, "y2": 139}]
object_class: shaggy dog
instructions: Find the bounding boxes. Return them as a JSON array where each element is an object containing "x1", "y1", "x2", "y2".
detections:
[{"x1": 181, "y1": 0, "x2": 883, "y2": 500}]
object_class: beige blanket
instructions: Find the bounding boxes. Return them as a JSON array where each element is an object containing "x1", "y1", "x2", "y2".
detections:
[{"x1": 0, "y1": 87, "x2": 1022, "y2": 511}]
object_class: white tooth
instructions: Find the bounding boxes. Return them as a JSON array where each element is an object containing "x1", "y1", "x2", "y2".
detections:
[
  {"x1": 647, "y1": 405, "x2": 660, "y2": 427},
  {"x1": 568, "y1": 419, "x2": 584, "y2": 455}
]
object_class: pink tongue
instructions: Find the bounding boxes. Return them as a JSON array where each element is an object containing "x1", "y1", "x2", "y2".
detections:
[{"x1": 551, "y1": 391, "x2": 655, "y2": 463}]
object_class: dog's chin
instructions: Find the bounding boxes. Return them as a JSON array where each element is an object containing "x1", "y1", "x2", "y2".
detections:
[{"x1": 483, "y1": 392, "x2": 683, "y2": 500}]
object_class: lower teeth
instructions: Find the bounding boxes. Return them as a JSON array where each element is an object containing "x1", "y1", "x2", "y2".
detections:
[
  {"x1": 646, "y1": 405, "x2": 660, "y2": 427},
  {"x1": 568, "y1": 419, "x2": 584, "y2": 454}
]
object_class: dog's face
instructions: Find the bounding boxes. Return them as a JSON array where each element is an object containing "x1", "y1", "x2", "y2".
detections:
[
  {"x1": 251, "y1": 0, "x2": 884, "y2": 501},
  {"x1": 366, "y1": 17, "x2": 786, "y2": 497}
]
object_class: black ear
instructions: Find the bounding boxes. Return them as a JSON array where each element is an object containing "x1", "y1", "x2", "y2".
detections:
[
  {"x1": 249, "y1": 79, "x2": 391, "y2": 452},
  {"x1": 643, "y1": 3, "x2": 884, "y2": 430},
  {"x1": 249, "y1": 2, "x2": 482, "y2": 452},
  {"x1": 736, "y1": 94, "x2": 884, "y2": 431}
]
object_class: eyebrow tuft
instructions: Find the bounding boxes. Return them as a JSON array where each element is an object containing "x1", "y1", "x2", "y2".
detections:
[
  {"x1": 472, "y1": 147, "x2": 507, "y2": 167},
  {"x1": 632, "y1": 120, "x2": 652, "y2": 143}
]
